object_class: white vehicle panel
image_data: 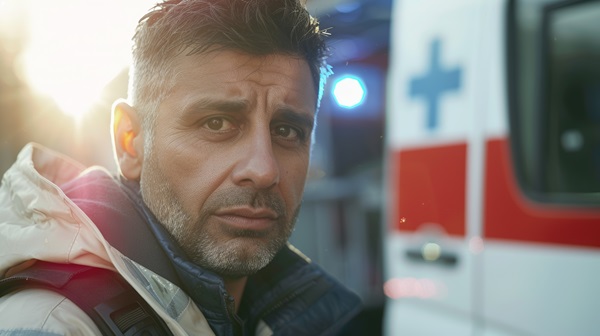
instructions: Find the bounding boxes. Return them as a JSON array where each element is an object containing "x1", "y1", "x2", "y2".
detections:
[
  {"x1": 482, "y1": 241, "x2": 600, "y2": 336},
  {"x1": 387, "y1": 0, "x2": 483, "y2": 149}
]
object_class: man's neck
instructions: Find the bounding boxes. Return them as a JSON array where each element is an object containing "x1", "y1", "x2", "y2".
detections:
[{"x1": 224, "y1": 276, "x2": 248, "y2": 313}]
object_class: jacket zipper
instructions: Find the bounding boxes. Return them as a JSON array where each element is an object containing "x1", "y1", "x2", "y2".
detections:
[{"x1": 224, "y1": 292, "x2": 244, "y2": 336}]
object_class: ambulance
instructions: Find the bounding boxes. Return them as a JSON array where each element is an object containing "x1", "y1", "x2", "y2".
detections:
[{"x1": 383, "y1": 0, "x2": 600, "y2": 335}]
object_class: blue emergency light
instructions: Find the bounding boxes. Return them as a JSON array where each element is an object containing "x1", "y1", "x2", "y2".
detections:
[{"x1": 332, "y1": 75, "x2": 367, "y2": 109}]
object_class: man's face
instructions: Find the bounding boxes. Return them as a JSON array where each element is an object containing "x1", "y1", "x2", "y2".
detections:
[{"x1": 139, "y1": 50, "x2": 316, "y2": 278}]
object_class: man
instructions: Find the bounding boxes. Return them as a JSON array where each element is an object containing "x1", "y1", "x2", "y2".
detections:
[{"x1": 0, "y1": 0, "x2": 361, "y2": 335}]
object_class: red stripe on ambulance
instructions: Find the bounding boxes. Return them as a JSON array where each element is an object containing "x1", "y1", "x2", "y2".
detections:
[
  {"x1": 484, "y1": 138, "x2": 600, "y2": 248},
  {"x1": 392, "y1": 143, "x2": 467, "y2": 236}
]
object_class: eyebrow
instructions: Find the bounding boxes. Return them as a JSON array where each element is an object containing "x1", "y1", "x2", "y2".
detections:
[
  {"x1": 274, "y1": 107, "x2": 315, "y2": 132},
  {"x1": 181, "y1": 97, "x2": 248, "y2": 116}
]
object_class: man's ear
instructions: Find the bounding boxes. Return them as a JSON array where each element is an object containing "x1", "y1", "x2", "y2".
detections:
[{"x1": 111, "y1": 99, "x2": 144, "y2": 180}]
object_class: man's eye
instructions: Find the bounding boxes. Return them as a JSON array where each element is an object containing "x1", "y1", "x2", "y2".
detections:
[
  {"x1": 203, "y1": 117, "x2": 233, "y2": 131},
  {"x1": 272, "y1": 125, "x2": 301, "y2": 140}
]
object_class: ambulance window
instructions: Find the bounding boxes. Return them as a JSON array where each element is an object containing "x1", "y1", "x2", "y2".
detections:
[
  {"x1": 542, "y1": 1, "x2": 600, "y2": 196},
  {"x1": 509, "y1": 0, "x2": 600, "y2": 204}
]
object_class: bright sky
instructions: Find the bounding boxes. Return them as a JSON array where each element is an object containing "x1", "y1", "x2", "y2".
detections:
[{"x1": 0, "y1": 0, "x2": 153, "y2": 118}]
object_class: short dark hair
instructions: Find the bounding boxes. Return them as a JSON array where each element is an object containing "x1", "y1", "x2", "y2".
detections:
[{"x1": 129, "y1": 0, "x2": 331, "y2": 135}]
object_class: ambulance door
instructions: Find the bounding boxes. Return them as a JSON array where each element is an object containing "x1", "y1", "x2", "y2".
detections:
[
  {"x1": 384, "y1": 0, "x2": 489, "y2": 334},
  {"x1": 481, "y1": 0, "x2": 600, "y2": 335}
]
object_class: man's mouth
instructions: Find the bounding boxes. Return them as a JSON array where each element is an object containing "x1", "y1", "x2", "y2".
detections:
[{"x1": 212, "y1": 207, "x2": 279, "y2": 232}]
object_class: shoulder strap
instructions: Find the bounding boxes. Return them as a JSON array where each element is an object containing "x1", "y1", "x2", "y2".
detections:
[{"x1": 0, "y1": 261, "x2": 173, "y2": 336}]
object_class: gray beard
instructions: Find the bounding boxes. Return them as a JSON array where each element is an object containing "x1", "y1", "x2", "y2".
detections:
[{"x1": 139, "y1": 151, "x2": 298, "y2": 278}]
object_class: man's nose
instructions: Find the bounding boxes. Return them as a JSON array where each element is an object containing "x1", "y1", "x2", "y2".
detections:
[{"x1": 231, "y1": 131, "x2": 279, "y2": 189}]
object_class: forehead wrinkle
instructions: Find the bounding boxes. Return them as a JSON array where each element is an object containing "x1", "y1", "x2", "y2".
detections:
[{"x1": 167, "y1": 51, "x2": 316, "y2": 119}]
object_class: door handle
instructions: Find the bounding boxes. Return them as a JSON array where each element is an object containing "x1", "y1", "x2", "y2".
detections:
[{"x1": 404, "y1": 242, "x2": 459, "y2": 266}]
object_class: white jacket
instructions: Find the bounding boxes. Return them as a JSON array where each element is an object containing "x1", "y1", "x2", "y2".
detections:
[{"x1": 0, "y1": 143, "x2": 216, "y2": 335}]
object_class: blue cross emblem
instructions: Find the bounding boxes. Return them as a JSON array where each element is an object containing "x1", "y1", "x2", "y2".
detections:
[{"x1": 409, "y1": 39, "x2": 462, "y2": 130}]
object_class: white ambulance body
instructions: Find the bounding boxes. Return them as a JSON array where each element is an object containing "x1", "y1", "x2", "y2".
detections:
[{"x1": 384, "y1": 0, "x2": 600, "y2": 335}]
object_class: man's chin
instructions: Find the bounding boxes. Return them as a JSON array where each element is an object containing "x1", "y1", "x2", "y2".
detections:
[
  {"x1": 198, "y1": 240, "x2": 281, "y2": 277},
  {"x1": 204, "y1": 260, "x2": 268, "y2": 278}
]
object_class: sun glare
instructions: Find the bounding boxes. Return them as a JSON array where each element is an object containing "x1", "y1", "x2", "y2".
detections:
[{"x1": 6, "y1": 0, "x2": 152, "y2": 118}]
